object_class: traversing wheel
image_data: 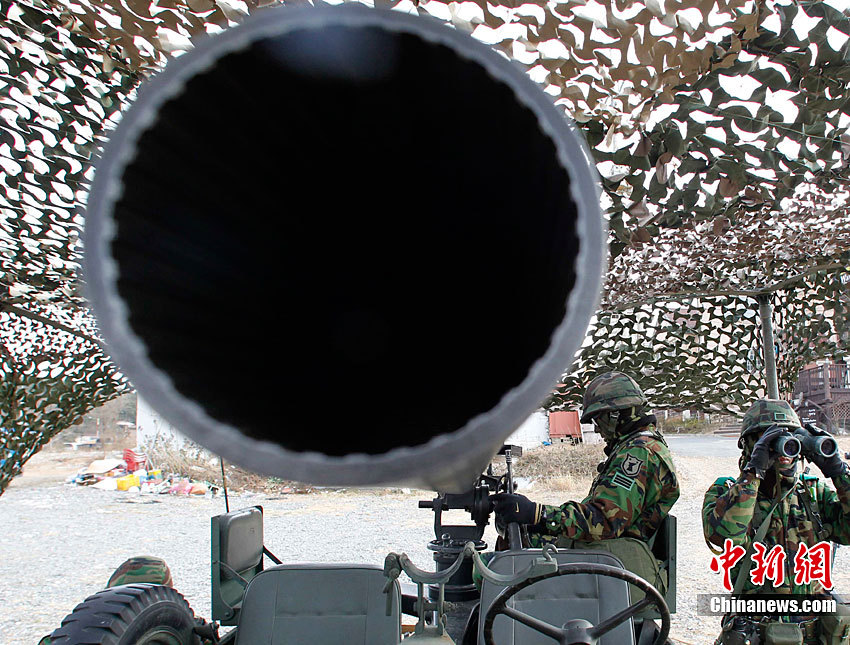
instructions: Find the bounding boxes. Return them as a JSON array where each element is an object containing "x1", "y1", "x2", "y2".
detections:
[{"x1": 482, "y1": 562, "x2": 670, "y2": 645}]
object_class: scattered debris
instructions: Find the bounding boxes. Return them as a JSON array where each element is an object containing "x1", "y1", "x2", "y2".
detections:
[
  {"x1": 123, "y1": 448, "x2": 146, "y2": 471},
  {"x1": 84, "y1": 458, "x2": 124, "y2": 475},
  {"x1": 67, "y1": 448, "x2": 220, "y2": 497},
  {"x1": 65, "y1": 448, "x2": 312, "y2": 497}
]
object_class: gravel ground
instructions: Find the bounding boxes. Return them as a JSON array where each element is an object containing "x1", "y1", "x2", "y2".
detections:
[
  {"x1": 0, "y1": 483, "x2": 444, "y2": 644},
  {"x1": 4, "y1": 448, "x2": 850, "y2": 644}
]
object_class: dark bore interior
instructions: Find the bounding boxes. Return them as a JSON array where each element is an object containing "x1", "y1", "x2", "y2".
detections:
[{"x1": 111, "y1": 25, "x2": 579, "y2": 455}]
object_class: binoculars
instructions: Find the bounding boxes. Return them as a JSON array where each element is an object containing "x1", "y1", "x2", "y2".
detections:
[{"x1": 771, "y1": 426, "x2": 838, "y2": 460}]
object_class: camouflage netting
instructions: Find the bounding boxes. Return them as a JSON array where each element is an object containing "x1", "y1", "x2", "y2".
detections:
[
  {"x1": 551, "y1": 188, "x2": 850, "y2": 412},
  {"x1": 0, "y1": 306, "x2": 127, "y2": 485},
  {"x1": 0, "y1": 0, "x2": 272, "y2": 492},
  {"x1": 1, "y1": 0, "x2": 850, "y2": 492},
  {"x1": 551, "y1": 264, "x2": 850, "y2": 414}
]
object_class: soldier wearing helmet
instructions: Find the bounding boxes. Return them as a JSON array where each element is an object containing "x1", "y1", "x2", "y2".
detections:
[
  {"x1": 702, "y1": 399, "x2": 850, "y2": 645},
  {"x1": 492, "y1": 371, "x2": 679, "y2": 546}
]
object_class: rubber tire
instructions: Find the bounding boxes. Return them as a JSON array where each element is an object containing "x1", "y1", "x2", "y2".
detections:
[{"x1": 49, "y1": 584, "x2": 199, "y2": 645}]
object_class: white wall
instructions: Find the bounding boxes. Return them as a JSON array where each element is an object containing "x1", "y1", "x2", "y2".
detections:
[
  {"x1": 136, "y1": 397, "x2": 194, "y2": 451},
  {"x1": 582, "y1": 424, "x2": 601, "y2": 444},
  {"x1": 507, "y1": 410, "x2": 550, "y2": 449}
]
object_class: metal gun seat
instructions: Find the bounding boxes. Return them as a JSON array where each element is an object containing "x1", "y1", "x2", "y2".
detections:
[
  {"x1": 235, "y1": 563, "x2": 401, "y2": 644},
  {"x1": 477, "y1": 550, "x2": 635, "y2": 645}
]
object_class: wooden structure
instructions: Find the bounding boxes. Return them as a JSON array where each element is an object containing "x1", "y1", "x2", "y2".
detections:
[{"x1": 793, "y1": 362, "x2": 850, "y2": 433}]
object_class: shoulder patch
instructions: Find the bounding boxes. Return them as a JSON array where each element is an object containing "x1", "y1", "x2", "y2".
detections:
[
  {"x1": 621, "y1": 454, "x2": 644, "y2": 477},
  {"x1": 713, "y1": 476, "x2": 735, "y2": 487},
  {"x1": 611, "y1": 471, "x2": 635, "y2": 491}
]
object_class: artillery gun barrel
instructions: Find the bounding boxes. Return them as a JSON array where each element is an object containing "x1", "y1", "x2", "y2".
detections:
[{"x1": 82, "y1": 5, "x2": 604, "y2": 491}]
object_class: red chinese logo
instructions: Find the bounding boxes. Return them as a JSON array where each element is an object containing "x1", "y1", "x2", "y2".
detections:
[
  {"x1": 750, "y1": 543, "x2": 786, "y2": 587},
  {"x1": 710, "y1": 540, "x2": 834, "y2": 592},
  {"x1": 710, "y1": 539, "x2": 746, "y2": 592},
  {"x1": 793, "y1": 541, "x2": 834, "y2": 590}
]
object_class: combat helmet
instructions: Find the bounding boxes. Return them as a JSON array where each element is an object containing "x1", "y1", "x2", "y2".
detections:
[
  {"x1": 580, "y1": 371, "x2": 648, "y2": 423},
  {"x1": 738, "y1": 399, "x2": 802, "y2": 448}
]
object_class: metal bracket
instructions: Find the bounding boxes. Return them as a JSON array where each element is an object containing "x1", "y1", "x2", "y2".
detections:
[
  {"x1": 383, "y1": 548, "x2": 469, "y2": 637},
  {"x1": 471, "y1": 543, "x2": 560, "y2": 586},
  {"x1": 382, "y1": 540, "x2": 560, "y2": 638}
]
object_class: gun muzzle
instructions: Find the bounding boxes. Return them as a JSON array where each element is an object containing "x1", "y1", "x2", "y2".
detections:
[
  {"x1": 794, "y1": 428, "x2": 838, "y2": 459},
  {"x1": 772, "y1": 432, "x2": 802, "y2": 459},
  {"x1": 83, "y1": 5, "x2": 604, "y2": 491}
]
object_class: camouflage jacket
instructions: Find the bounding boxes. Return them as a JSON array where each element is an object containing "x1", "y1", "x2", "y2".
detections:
[
  {"x1": 702, "y1": 469, "x2": 850, "y2": 595},
  {"x1": 528, "y1": 425, "x2": 680, "y2": 545}
]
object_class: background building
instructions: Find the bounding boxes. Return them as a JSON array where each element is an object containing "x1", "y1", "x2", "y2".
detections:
[{"x1": 793, "y1": 360, "x2": 850, "y2": 433}]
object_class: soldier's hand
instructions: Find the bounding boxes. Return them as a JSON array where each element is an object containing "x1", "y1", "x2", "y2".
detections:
[
  {"x1": 804, "y1": 423, "x2": 846, "y2": 478},
  {"x1": 491, "y1": 493, "x2": 541, "y2": 526},
  {"x1": 744, "y1": 425, "x2": 784, "y2": 479}
]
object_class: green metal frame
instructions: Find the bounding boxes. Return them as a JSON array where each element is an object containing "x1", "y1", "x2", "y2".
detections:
[
  {"x1": 211, "y1": 505, "x2": 280, "y2": 626},
  {"x1": 651, "y1": 513, "x2": 677, "y2": 615}
]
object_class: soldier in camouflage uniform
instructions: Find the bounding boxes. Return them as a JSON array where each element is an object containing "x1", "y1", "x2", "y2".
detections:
[
  {"x1": 492, "y1": 371, "x2": 679, "y2": 548},
  {"x1": 703, "y1": 399, "x2": 850, "y2": 645},
  {"x1": 107, "y1": 555, "x2": 174, "y2": 588}
]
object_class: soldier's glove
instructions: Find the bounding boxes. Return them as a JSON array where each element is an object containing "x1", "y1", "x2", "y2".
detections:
[
  {"x1": 743, "y1": 425, "x2": 784, "y2": 479},
  {"x1": 491, "y1": 493, "x2": 541, "y2": 526},
  {"x1": 804, "y1": 423, "x2": 846, "y2": 478}
]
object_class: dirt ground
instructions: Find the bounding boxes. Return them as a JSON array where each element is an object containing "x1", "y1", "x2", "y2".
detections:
[
  {"x1": 4, "y1": 445, "x2": 850, "y2": 645},
  {"x1": 6, "y1": 451, "x2": 96, "y2": 488}
]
